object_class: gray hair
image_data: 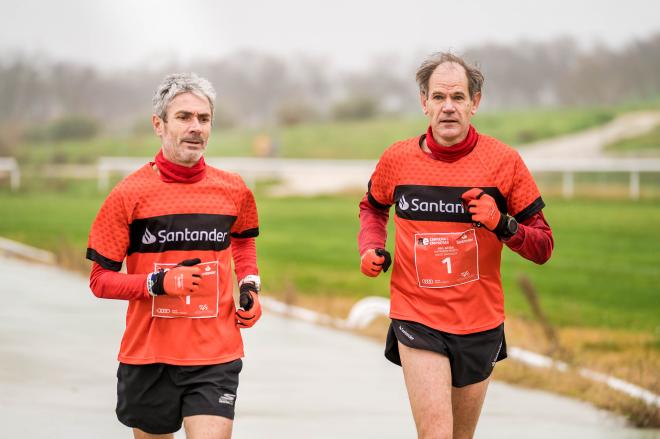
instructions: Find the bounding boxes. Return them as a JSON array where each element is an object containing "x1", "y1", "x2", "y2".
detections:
[
  {"x1": 416, "y1": 52, "x2": 484, "y2": 100},
  {"x1": 152, "y1": 73, "x2": 216, "y2": 121}
]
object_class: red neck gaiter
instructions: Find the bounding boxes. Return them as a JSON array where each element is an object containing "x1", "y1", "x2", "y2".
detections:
[
  {"x1": 153, "y1": 150, "x2": 206, "y2": 183},
  {"x1": 425, "y1": 124, "x2": 479, "y2": 162}
]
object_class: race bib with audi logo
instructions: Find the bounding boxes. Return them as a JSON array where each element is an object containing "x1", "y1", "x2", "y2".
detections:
[
  {"x1": 414, "y1": 230, "x2": 479, "y2": 288},
  {"x1": 152, "y1": 260, "x2": 220, "y2": 318}
]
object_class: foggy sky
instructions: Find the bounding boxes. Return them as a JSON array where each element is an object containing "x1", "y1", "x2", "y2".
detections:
[{"x1": 1, "y1": 0, "x2": 658, "y2": 71}]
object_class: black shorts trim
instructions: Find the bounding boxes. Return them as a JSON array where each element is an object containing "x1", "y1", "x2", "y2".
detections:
[
  {"x1": 116, "y1": 359, "x2": 242, "y2": 434},
  {"x1": 86, "y1": 248, "x2": 122, "y2": 271},
  {"x1": 385, "y1": 320, "x2": 507, "y2": 387}
]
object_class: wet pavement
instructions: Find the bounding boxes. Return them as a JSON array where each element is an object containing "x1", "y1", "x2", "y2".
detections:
[{"x1": 0, "y1": 256, "x2": 657, "y2": 438}]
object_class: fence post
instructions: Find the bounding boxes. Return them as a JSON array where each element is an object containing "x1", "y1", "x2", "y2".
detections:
[
  {"x1": 629, "y1": 171, "x2": 640, "y2": 200},
  {"x1": 562, "y1": 171, "x2": 574, "y2": 199},
  {"x1": 98, "y1": 166, "x2": 109, "y2": 192},
  {"x1": 10, "y1": 167, "x2": 19, "y2": 191}
]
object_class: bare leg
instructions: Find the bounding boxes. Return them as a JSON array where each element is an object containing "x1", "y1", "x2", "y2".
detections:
[
  {"x1": 451, "y1": 376, "x2": 491, "y2": 439},
  {"x1": 183, "y1": 415, "x2": 233, "y2": 439},
  {"x1": 132, "y1": 429, "x2": 173, "y2": 439},
  {"x1": 399, "y1": 342, "x2": 453, "y2": 439}
]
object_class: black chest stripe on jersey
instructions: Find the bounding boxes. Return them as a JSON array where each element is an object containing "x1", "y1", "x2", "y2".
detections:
[
  {"x1": 394, "y1": 185, "x2": 507, "y2": 222},
  {"x1": 128, "y1": 213, "x2": 237, "y2": 255}
]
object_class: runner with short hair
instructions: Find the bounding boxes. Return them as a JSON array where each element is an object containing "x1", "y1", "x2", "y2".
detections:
[
  {"x1": 87, "y1": 73, "x2": 262, "y2": 439},
  {"x1": 358, "y1": 52, "x2": 554, "y2": 439}
]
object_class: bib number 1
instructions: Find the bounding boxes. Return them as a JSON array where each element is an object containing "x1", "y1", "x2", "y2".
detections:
[
  {"x1": 441, "y1": 257, "x2": 452, "y2": 274},
  {"x1": 414, "y1": 230, "x2": 480, "y2": 288}
]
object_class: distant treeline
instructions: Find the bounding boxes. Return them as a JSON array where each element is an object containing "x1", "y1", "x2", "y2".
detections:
[{"x1": 1, "y1": 34, "x2": 659, "y2": 131}]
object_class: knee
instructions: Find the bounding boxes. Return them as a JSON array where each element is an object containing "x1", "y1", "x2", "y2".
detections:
[{"x1": 418, "y1": 421, "x2": 452, "y2": 439}]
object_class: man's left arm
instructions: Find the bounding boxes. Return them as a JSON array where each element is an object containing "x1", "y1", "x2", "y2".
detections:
[
  {"x1": 503, "y1": 211, "x2": 553, "y2": 264},
  {"x1": 231, "y1": 183, "x2": 261, "y2": 328},
  {"x1": 501, "y1": 151, "x2": 554, "y2": 264},
  {"x1": 232, "y1": 237, "x2": 261, "y2": 327}
]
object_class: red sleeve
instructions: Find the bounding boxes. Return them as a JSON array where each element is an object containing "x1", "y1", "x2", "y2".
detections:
[
  {"x1": 89, "y1": 262, "x2": 150, "y2": 300},
  {"x1": 230, "y1": 183, "x2": 259, "y2": 238},
  {"x1": 86, "y1": 186, "x2": 130, "y2": 271},
  {"x1": 504, "y1": 211, "x2": 553, "y2": 264},
  {"x1": 232, "y1": 237, "x2": 258, "y2": 281},
  {"x1": 358, "y1": 193, "x2": 390, "y2": 255}
]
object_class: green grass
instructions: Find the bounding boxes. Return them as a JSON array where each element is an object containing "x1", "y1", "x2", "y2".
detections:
[
  {"x1": 0, "y1": 184, "x2": 101, "y2": 252},
  {"x1": 1, "y1": 188, "x2": 658, "y2": 332},
  {"x1": 14, "y1": 106, "x2": 619, "y2": 164},
  {"x1": 501, "y1": 198, "x2": 660, "y2": 331},
  {"x1": 606, "y1": 125, "x2": 660, "y2": 155}
]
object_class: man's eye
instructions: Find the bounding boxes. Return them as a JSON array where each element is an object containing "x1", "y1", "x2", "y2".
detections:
[{"x1": 199, "y1": 117, "x2": 211, "y2": 123}]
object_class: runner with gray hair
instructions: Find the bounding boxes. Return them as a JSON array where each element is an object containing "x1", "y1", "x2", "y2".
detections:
[
  {"x1": 152, "y1": 73, "x2": 217, "y2": 121},
  {"x1": 87, "y1": 72, "x2": 262, "y2": 439}
]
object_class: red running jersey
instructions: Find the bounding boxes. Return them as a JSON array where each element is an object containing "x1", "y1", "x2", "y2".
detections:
[
  {"x1": 87, "y1": 163, "x2": 259, "y2": 365},
  {"x1": 367, "y1": 134, "x2": 544, "y2": 334}
]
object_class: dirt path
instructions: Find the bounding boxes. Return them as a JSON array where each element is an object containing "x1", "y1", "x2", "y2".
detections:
[{"x1": 520, "y1": 111, "x2": 660, "y2": 159}]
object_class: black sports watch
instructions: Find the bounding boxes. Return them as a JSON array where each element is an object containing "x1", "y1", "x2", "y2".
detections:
[{"x1": 496, "y1": 214, "x2": 519, "y2": 240}]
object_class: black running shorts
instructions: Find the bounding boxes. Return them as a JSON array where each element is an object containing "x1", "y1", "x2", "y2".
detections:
[
  {"x1": 385, "y1": 319, "x2": 506, "y2": 387},
  {"x1": 116, "y1": 359, "x2": 242, "y2": 434}
]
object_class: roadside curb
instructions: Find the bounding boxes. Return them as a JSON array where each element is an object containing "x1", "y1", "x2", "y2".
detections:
[
  {"x1": 0, "y1": 237, "x2": 56, "y2": 265},
  {"x1": 261, "y1": 295, "x2": 660, "y2": 408}
]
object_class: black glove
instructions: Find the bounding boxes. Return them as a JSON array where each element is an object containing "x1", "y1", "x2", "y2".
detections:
[{"x1": 374, "y1": 248, "x2": 392, "y2": 272}]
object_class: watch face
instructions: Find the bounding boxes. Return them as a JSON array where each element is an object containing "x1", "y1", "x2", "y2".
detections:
[{"x1": 507, "y1": 216, "x2": 518, "y2": 234}]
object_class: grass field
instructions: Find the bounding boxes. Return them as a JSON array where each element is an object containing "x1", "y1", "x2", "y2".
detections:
[
  {"x1": 606, "y1": 124, "x2": 660, "y2": 156},
  {"x1": 14, "y1": 107, "x2": 617, "y2": 164},
  {"x1": 1, "y1": 187, "x2": 658, "y2": 333}
]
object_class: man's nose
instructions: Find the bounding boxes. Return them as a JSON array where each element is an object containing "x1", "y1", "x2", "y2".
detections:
[
  {"x1": 442, "y1": 99, "x2": 455, "y2": 112},
  {"x1": 188, "y1": 117, "x2": 202, "y2": 132}
]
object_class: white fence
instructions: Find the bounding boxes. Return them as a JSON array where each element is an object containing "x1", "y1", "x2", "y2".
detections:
[
  {"x1": 0, "y1": 157, "x2": 20, "y2": 191},
  {"x1": 97, "y1": 156, "x2": 660, "y2": 200},
  {"x1": 522, "y1": 156, "x2": 660, "y2": 199}
]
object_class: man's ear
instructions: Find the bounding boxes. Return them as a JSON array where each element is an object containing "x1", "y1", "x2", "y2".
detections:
[
  {"x1": 470, "y1": 92, "x2": 481, "y2": 115},
  {"x1": 152, "y1": 114, "x2": 163, "y2": 136},
  {"x1": 420, "y1": 92, "x2": 428, "y2": 115}
]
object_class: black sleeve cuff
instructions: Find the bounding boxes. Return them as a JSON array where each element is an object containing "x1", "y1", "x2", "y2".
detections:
[
  {"x1": 514, "y1": 196, "x2": 545, "y2": 223},
  {"x1": 367, "y1": 192, "x2": 391, "y2": 210},
  {"x1": 86, "y1": 248, "x2": 123, "y2": 272},
  {"x1": 366, "y1": 180, "x2": 391, "y2": 210},
  {"x1": 231, "y1": 227, "x2": 260, "y2": 239}
]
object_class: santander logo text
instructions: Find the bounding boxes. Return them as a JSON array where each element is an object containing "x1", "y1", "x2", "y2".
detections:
[
  {"x1": 398, "y1": 195, "x2": 465, "y2": 214},
  {"x1": 141, "y1": 227, "x2": 228, "y2": 245}
]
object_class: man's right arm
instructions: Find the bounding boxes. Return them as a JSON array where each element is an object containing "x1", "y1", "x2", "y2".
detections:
[
  {"x1": 358, "y1": 149, "x2": 396, "y2": 277},
  {"x1": 358, "y1": 194, "x2": 392, "y2": 277},
  {"x1": 89, "y1": 263, "x2": 150, "y2": 300},
  {"x1": 90, "y1": 260, "x2": 204, "y2": 300},
  {"x1": 358, "y1": 194, "x2": 389, "y2": 254}
]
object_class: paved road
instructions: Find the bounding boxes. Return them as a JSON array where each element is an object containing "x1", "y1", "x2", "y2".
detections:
[{"x1": 0, "y1": 256, "x2": 657, "y2": 438}]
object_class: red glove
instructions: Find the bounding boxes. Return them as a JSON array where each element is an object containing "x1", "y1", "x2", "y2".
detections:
[
  {"x1": 147, "y1": 258, "x2": 202, "y2": 297},
  {"x1": 461, "y1": 188, "x2": 501, "y2": 231},
  {"x1": 360, "y1": 248, "x2": 392, "y2": 277},
  {"x1": 236, "y1": 276, "x2": 262, "y2": 328}
]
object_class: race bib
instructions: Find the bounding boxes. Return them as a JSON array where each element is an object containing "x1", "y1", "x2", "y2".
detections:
[
  {"x1": 152, "y1": 260, "x2": 220, "y2": 318},
  {"x1": 414, "y1": 230, "x2": 479, "y2": 288}
]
